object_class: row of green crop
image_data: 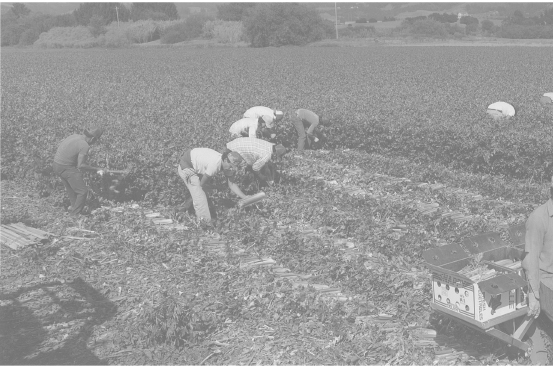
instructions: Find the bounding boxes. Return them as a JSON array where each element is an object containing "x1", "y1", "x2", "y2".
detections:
[{"x1": 317, "y1": 112, "x2": 553, "y2": 181}]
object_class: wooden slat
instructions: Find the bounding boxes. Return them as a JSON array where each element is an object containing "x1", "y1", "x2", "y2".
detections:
[
  {"x1": 512, "y1": 315, "x2": 534, "y2": 341},
  {"x1": 9, "y1": 224, "x2": 45, "y2": 240},
  {"x1": 27, "y1": 226, "x2": 55, "y2": 237},
  {"x1": 0, "y1": 235, "x2": 21, "y2": 250},
  {"x1": 1, "y1": 228, "x2": 30, "y2": 244},
  {"x1": 0, "y1": 232, "x2": 25, "y2": 250},
  {"x1": 4, "y1": 225, "x2": 35, "y2": 241},
  {"x1": 12, "y1": 223, "x2": 49, "y2": 239}
]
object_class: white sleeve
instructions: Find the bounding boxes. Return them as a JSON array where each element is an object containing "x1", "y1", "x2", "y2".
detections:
[{"x1": 249, "y1": 122, "x2": 258, "y2": 138}]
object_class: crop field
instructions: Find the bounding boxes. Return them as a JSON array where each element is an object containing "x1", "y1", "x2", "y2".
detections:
[{"x1": 1, "y1": 46, "x2": 553, "y2": 365}]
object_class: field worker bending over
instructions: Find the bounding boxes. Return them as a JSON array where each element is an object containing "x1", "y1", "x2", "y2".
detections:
[
  {"x1": 226, "y1": 137, "x2": 287, "y2": 186},
  {"x1": 522, "y1": 176, "x2": 553, "y2": 364},
  {"x1": 243, "y1": 106, "x2": 284, "y2": 140},
  {"x1": 229, "y1": 117, "x2": 264, "y2": 139},
  {"x1": 178, "y1": 148, "x2": 248, "y2": 223},
  {"x1": 486, "y1": 101, "x2": 516, "y2": 119},
  {"x1": 291, "y1": 109, "x2": 331, "y2": 151},
  {"x1": 53, "y1": 127, "x2": 105, "y2": 216}
]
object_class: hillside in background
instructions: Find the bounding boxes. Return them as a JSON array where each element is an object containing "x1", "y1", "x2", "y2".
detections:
[
  {"x1": 0, "y1": 2, "x2": 219, "y2": 18},
  {"x1": 1, "y1": 2, "x2": 551, "y2": 20},
  {"x1": 0, "y1": 2, "x2": 79, "y2": 15},
  {"x1": 315, "y1": 2, "x2": 552, "y2": 23}
]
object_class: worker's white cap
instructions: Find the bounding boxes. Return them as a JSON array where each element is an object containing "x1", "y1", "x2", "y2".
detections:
[
  {"x1": 487, "y1": 101, "x2": 515, "y2": 119},
  {"x1": 540, "y1": 92, "x2": 553, "y2": 105},
  {"x1": 275, "y1": 110, "x2": 284, "y2": 121}
]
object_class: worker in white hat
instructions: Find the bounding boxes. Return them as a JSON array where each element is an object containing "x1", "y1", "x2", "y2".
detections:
[
  {"x1": 243, "y1": 106, "x2": 283, "y2": 140},
  {"x1": 539, "y1": 92, "x2": 553, "y2": 106},
  {"x1": 486, "y1": 101, "x2": 516, "y2": 119},
  {"x1": 522, "y1": 176, "x2": 553, "y2": 364}
]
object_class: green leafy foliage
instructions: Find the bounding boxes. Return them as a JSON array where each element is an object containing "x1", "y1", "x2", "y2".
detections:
[
  {"x1": 130, "y1": 3, "x2": 179, "y2": 22},
  {"x1": 2, "y1": 47, "x2": 552, "y2": 206},
  {"x1": 243, "y1": 3, "x2": 331, "y2": 47}
]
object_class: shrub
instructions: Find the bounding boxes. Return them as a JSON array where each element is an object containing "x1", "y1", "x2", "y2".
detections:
[
  {"x1": 33, "y1": 26, "x2": 98, "y2": 48},
  {"x1": 244, "y1": 3, "x2": 330, "y2": 47},
  {"x1": 202, "y1": 20, "x2": 245, "y2": 43},
  {"x1": 18, "y1": 28, "x2": 41, "y2": 45},
  {"x1": 428, "y1": 12, "x2": 458, "y2": 23},
  {"x1": 445, "y1": 22, "x2": 465, "y2": 35},
  {"x1": 481, "y1": 19, "x2": 495, "y2": 33},
  {"x1": 102, "y1": 27, "x2": 131, "y2": 47},
  {"x1": 124, "y1": 20, "x2": 160, "y2": 43},
  {"x1": 88, "y1": 14, "x2": 107, "y2": 37},
  {"x1": 339, "y1": 26, "x2": 376, "y2": 39},
  {"x1": 465, "y1": 23, "x2": 479, "y2": 35},
  {"x1": 409, "y1": 19, "x2": 448, "y2": 38},
  {"x1": 460, "y1": 15, "x2": 479, "y2": 26},
  {"x1": 160, "y1": 14, "x2": 212, "y2": 44},
  {"x1": 216, "y1": 3, "x2": 255, "y2": 22},
  {"x1": 130, "y1": 3, "x2": 178, "y2": 22},
  {"x1": 498, "y1": 24, "x2": 553, "y2": 39},
  {"x1": 160, "y1": 29, "x2": 185, "y2": 44}
]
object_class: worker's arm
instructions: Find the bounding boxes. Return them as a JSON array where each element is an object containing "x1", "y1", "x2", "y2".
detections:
[
  {"x1": 200, "y1": 174, "x2": 212, "y2": 188},
  {"x1": 227, "y1": 180, "x2": 248, "y2": 199},
  {"x1": 252, "y1": 153, "x2": 271, "y2": 173},
  {"x1": 522, "y1": 212, "x2": 545, "y2": 317},
  {"x1": 249, "y1": 123, "x2": 258, "y2": 138},
  {"x1": 305, "y1": 116, "x2": 320, "y2": 136},
  {"x1": 77, "y1": 152, "x2": 101, "y2": 172}
]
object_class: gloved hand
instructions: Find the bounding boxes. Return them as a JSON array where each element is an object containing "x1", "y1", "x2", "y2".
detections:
[
  {"x1": 307, "y1": 133, "x2": 319, "y2": 143},
  {"x1": 528, "y1": 291, "x2": 541, "y2": 318}
]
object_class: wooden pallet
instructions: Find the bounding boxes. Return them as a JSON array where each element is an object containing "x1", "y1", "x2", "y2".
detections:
[
  {"x1": 0, "y1": 223, "x2": 53, "y2": 250},
  {"x1": 433, "y1": 305, "x2": 534, "y2": 351}
]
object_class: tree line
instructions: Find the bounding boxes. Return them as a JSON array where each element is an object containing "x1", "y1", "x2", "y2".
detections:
[
  {"x1": 1, "y1": 2, "x2": 333, "y2": 47},
  {"x1": 2, "y1": 3, "x2": 553, "y2": 47}
]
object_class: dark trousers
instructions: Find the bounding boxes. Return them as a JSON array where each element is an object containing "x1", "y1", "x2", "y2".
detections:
[
  {"x1": 292, "y1": 117, "x2": 323, "y2": 151},
  {"x1": 52, "y1": 162, "x2": 88, "y2": 216},
  {"x1": 255, "y1": 161, "x2": 279, "y2": 185}
]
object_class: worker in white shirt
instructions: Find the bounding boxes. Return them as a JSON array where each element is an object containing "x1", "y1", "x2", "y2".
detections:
[
  {"x1": 178, "y1": 148, "x2": 249, "y2": 223},
  {"x1": 290, "y1": 109, "x2": 331, "y2": 151},
  {"x1": 244, "y1": 106, "x2": 283, "y2": 140},
  {"x1": 487, "y1": 101, "x2": 516, "y2": 119},
  {"x1": 243, "y1": 106, "x2": 284, "y2": 128},
  {"x1": 229, "y1": 117, "x2": 265, "y2": 139}
]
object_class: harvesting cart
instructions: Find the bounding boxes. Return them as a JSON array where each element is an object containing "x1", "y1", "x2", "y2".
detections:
[{"x1": 422, "y1": 224, "x2": 535, "y2": 351}]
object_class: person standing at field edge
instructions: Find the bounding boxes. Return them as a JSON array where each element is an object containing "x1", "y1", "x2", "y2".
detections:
[
  {"x1": 178, "y1": 148, "x2": 249, "y2": 223},
  {"x1": 291, "y1": 109, "x2": 331, "y2": 151},
  {"x1": 522, "y1": 176, "x2": 553, "y2": 364},
  {"x1": 226, "y1": 137, "x2": 287, "y2": 187},
  {"x1": 52, "y1": 128, "x2": 105, "y2": 216},
  {"x1": 243, "y1": 106, "x2": 284, "y2": 139}
]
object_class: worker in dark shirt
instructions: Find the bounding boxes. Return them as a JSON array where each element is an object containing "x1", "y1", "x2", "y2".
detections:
[
  {"x1": 290, "y1": 109, "x2": 331, "y2": 150},
  {"x1": 52, "y1": 128, "x2": 104, "y2": 216}
]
